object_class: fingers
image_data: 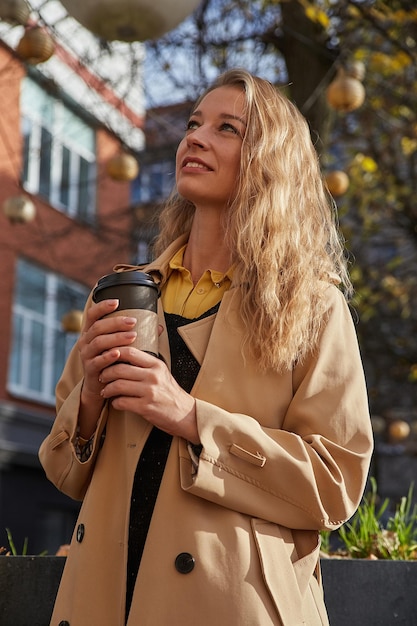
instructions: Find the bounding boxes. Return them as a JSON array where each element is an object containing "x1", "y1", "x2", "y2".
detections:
[
  {"x1": 112, "y1": 347, "x2": 159, "y2": 368},
  {"x1": 100, "y1": 349, "x2": 159, "y2": 382},
  {"x1": 78, "y1": 300, "x2": 142, "y2": 396},
  {"x1": 84, "y1": 299, "x2": 119, "y2": 329},
  {"x1": 80, "y1": 300, "x2": 138, "y2": 357},
  {"x1": 100, "y1": 361, "x2": 198, "y2": 443},
  {"x1": 84, "y1": 328, "x2": 138, "y2": 359},
  {"x1": 99, "y1": 350, "x2": 160, "y2": 391}
]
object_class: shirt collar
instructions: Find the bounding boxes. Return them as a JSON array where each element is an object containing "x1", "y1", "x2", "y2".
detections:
[{"x1": 169, "y1": 244, "x2": 234, "y2": 285}]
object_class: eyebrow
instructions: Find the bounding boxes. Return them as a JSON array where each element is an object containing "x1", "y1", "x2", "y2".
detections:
[{"x1": 191, "y1": 109, "x2": 247, "y2": 127}]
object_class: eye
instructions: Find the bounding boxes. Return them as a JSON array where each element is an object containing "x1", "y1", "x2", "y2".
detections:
[
  {"x1": 220, "y1": 122, "x2": 243, "y2": 139},
  {"x1": 186, "y1": 119, "x2": 199, "y2": 131},
  {"x1": 220, "y1": 122, "x2": 241, "y2": 136}
]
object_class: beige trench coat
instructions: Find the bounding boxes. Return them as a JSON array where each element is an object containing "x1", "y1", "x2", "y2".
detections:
[{"x1": 39, "y1": 237, "x2": 373, "y2": 626}]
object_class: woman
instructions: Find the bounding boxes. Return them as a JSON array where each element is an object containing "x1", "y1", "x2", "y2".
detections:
[{"x1": 39, "y1": 69, "x2": 373, "y2": 626}]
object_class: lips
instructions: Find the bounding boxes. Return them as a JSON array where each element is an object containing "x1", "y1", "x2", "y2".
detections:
[{"x1": 182, "y1": 157, "x2": 212, "y2": 171}]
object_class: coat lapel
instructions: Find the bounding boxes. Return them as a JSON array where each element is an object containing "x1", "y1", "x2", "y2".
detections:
[
  {"x1": 176, "y1": 287, "x2": 240, "y2": 365},
  {"x1": 177, "y1": 313, "x2": 217, "y2": 365}
]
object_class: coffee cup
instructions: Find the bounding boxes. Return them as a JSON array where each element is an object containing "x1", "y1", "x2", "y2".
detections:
[{"x1": 92, "y1": 270, "x2": 159, "y2": 356}]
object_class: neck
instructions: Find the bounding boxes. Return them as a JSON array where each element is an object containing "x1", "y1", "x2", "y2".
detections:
[{"x1": 183, "y1": 210, "x2": 231, "y2": 284}]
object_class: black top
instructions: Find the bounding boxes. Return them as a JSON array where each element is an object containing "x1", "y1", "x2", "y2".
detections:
[{"x1": 125, "y1": 304, "x2": 220, "y2": 621}]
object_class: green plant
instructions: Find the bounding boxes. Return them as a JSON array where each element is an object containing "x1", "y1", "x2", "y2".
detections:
[
  {"x1": 0, "y1": 528, "x2": 28, "y2": 556},
  {"x1": 320, "y1": 526, "x2": 331, "y2": 555},
  {"x1": 0, "y1": 529, "x2": 47, "y2": 556},
  {"x1": 382, "y1": 484, "x2": 417, "y2": 560},
  {"x1": 321, "y1": 478, "x2": 417, "y2": 560}
]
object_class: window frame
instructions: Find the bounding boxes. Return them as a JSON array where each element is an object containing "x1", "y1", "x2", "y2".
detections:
[
  {"x1": 21, "y1": 76, "x2": 97, "y2": 224},
  {"x1": 8, "y1": 259, "x2": 89, "y2": 406}
]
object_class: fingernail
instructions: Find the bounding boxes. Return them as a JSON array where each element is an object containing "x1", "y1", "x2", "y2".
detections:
[{"x1": 124, "y1": 317, "x2": 137, "y2": 325}]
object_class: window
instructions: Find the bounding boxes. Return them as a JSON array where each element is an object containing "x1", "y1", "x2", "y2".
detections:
[
  {"x1": 132, "y1": 160, "x2": 175, "y2": 204},
  {"x1": 8, "y1": 259, "x2": 89, "y2": 405},
  {"x1": 21, "y1": 77, "x2": 96, "y2": 223}
]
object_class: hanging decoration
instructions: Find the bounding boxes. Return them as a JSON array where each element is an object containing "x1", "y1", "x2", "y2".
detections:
[
  {"x1": 60, "y1": 0, "x2": 201, "y2": 42},
  {"x1": 3, "y1": 195, "x2": 36, "y2": 222},
  {"x1": 0, "y1": 0, "x2": 30, "y2": 26},
  {"x1": 106, "y1": 151, "x2": 139, "y2": 182},
  {"x1": 326, "y1": 68, "x2": 365, "y2": 113},
  {"x1": 15, "y1": 25, "x2": 55, "y2": 64},
  {"x1": 388, "y1": 420, "x2": 410, "y2": 442},
  {"x1": 61, "y1": 310, "x2": 84, "y2": 333},
  {"x1": 325, "y1": 170, "x2": 349, "y2": 196}
]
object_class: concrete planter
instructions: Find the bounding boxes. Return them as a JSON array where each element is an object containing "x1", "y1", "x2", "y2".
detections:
[
  {"x1": 321, "y1": 558, "x2": 417, "y2": 625},
  {"x1": 0, "y1": 556, "x2": 65, "y2": 626},
  {"x1": 1, "y1": 556, "x2": 416, "y2": 625}
]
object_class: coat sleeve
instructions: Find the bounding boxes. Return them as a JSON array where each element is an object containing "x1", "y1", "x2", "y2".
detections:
[
  {"x1": 180, "y1": 286, "x2": 374, "y2": 531},
  {"x1": 38, "y1": 297, "x2": 109, "y2": 501}
]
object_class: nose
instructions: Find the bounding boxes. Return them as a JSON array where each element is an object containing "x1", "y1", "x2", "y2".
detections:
[{"x1": 186, "y1": 125, "x2": 209, "y2": 149}]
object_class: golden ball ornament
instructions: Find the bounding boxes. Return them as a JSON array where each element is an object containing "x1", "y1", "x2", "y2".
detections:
[
  {"x1": 325, "y1": 171, "x2": 349, "y2": 196},
  {"x1": 388, "y1": 420, "x2": 410, "y2": 442},
  {"x1": 0, "y1": 0, "x2": 31, "y2": 26},
  {"x1": 16, "y1": 25, "x2": 55, "y2": 64},
  {"x1": 3, "y1": 195, "x2": 36, "y2": 222},
  {"x1": 106, "y1": 152, "x2": 139, "y2": 182},
  {"x1": 326, "y1": 71, "x2": 365, "y2": 113},
  {"x1": 61, "y1": 310, "x2": 84, "y2": 333}
]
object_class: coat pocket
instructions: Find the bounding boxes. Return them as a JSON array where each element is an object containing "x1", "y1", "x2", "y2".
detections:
[{"x1": 251, "y1": 519, "x2": 326, "y2": 626}]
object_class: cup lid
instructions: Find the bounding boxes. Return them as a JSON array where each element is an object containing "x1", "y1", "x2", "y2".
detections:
[{"x1": 93, "y1": 270, "x2": 159, "y2": 300}]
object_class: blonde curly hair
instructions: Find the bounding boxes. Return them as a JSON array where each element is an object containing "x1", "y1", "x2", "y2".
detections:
[{"x1": 153, "y1": 69, "x2": 352, "y2": 372}]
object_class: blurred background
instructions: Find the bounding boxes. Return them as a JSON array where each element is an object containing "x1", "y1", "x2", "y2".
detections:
[{"x1": 0, "y1": 0, "x2": 415, "y2": 554}]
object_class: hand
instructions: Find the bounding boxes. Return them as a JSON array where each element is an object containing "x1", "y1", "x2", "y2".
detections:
[
  {"x1": 99, "y1": 348, "x2": 199, "y2": 444},
  {"x1": 78, "y1": 299, "x2": 138, "y2": 402}
]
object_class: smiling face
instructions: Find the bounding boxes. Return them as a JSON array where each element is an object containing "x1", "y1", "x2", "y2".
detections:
[{"x1": 175, "y1": 85, "x2": 247, "y2": 212}]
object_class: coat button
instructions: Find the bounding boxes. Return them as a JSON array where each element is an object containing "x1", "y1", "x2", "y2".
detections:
[
  {"x1": 76, "y1": 523, "x2": 85, "y2": 543},
  {"x1": 58, "y1": 621, "x2": 70, "y2": 626},
  {"x1": 175, "y1": 552, "x2": 195, "y2": 574}
]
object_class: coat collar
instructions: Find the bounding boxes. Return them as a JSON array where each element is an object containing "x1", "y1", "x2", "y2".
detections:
[
  {"x1": 113, "y1": 234, "x2": 189, "y2": 287},
  {"x1": 113, "y1": 235, "x2": 240, "y2": 368}
]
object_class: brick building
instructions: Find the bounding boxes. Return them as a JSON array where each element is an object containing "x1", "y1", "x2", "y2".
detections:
[{"x1": 0, "y1": 12, "x2": 144, "y2": 554}]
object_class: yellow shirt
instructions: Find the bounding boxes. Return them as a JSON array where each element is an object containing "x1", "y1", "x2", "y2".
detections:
[{"x1": 161, "y1": 245, "x2": 233, "y2": 319}]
